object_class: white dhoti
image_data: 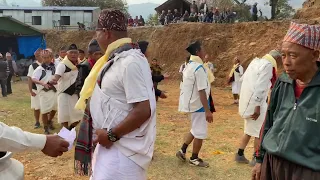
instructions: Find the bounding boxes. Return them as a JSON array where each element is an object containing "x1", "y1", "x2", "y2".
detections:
[
  {"x1": 91, "y1": 145, "x2": 146, "y2": 180},
  {"x1": 57, "y1": 93, "x2": 83, "y2": 124},
  {"x1": 30, "y1": 90, "x2": 40, "y2": 110},
  {"x1": 39, "y1": 90, "x2": 57, "y2": 114},
  {"x1": 190, "y1": 112, "x2": 208, "y2": 139},
  {"x1": 232, "y1": 81, "x2": 241, "y2": 95},
  {"x1": 244, "y1": 106, "x2": 267, "y2": 138}
]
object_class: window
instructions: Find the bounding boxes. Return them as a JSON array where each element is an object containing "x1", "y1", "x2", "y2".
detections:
[
  {"x1": 32, "y1": 16, "x2": 41, "y2": 25},
  {"x1": 84, "y1": 10, "x2": 92, "y2": 13},
  {"x1": 0, "y1": 10, "x2": 3, "y2": 13},
  {"x1": 60, "y1": 16, "x2": 70, "y2": 25},
  {"x1": 24, "y1": 10, "x2": 32, "y2": 13},
  {"x1": 53, "y1": 10, "x2": 61, "y2": 13}
]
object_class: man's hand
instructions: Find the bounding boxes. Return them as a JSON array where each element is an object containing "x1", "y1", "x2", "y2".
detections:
[
  {"x1": 159, "y1": 92, "x2": 167, "y2": 99},
  {"x1": 49, "y1": 79, "x2": 58, "y2": 85},
  {"x1": 42, "y1": 135, "x2": 69, "y2": 157},
  {"x1": 93, "y1": 129, "x2": 113, "y2": 148},
  {"x1": 30, "y1": 91, "x2": 36, "y2": 97},
  {"x1": 42, "y1": 83, "x2": 50, "y2": 89},
  {"x1": 251, "y1": 106, "x2": 261, "y2": 120},
  {"x1": 205, "y1": 111, "x2": 213, "y2": 123},
  {"x1": 251, "y1": 163, "x2": 262, "y2": 180}
]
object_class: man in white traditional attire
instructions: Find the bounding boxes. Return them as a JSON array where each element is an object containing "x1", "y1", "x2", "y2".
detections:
[
  {"x1": 176, "y1": 41, "x2": 213, "y2": 168},
  {"x1": 228, "y1": 57, "x2": 244, "y2": 104},
  {"x1": 27, "y1": 48, "x2": 43, "y2": 129},
  {"x1": 51, "y1": 44, "x2": 83, "y2": 130},
  {"x1": 32, "y1": 49, "x2": 57, "y2": 134},
  {"x1": 235, "y1": 50, "x2": 281, "y2": 166},
  {"x1": 75, "y1": 9, "x2": 156, "y2": 180},
  {"x1": 54, "y1": 46, "x2": 68, "y2": 67}
]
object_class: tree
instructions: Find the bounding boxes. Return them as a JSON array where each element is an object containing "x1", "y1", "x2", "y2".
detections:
[
  {"x1": 42, "y1": 0, "x2": 127, "y2": 12},
  {"x1": 146, "y1": 13, "x2": 159, "y2": 26},
  {"x1": 269, "y1": 0, "x2": 295, "y2": 19}
]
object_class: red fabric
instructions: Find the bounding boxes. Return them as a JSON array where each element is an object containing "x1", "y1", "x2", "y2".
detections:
[
  {"x1": 88, "y1": 58, "x2": 96, "y2": 68},
  {"x1": 270, "y1": 67, "x2": 277, "y2": 89},
  {"x1": 295, "y1": 82, "x2": 305, "y2": 99}
]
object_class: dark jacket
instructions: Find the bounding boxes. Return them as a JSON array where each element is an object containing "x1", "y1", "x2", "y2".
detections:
[
  {"x1": 152, "y1": 74, "x2": 164, "y2": 97},
  {"x1": 0, "y1": 59, "x2": 8, "y2": 79},
  {"x1": 256, "y1": 68, "x2": 320, "y2": 171},
  {"x1": 75, "y1": 60, "x2": 92, "y2": 95}
]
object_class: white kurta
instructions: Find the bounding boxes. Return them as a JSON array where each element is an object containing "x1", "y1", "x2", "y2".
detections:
[
  {"x1": 231, "y1": 65, "x2": 244, "y2": 95},
  {"x1": 239, "y1": 58, "x2": 273, "y2": 137},
  {"x1": 90, "y1": 49, "x2": 156, "y2": 180},
  {"x1": 55, "y1": 63, "x2": 83, "y2": 124},
  {"x1": 27, "y1": 62, "x2": 41, "y2": 110}
]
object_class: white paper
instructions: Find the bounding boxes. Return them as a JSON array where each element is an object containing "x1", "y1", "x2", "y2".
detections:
[{"x1": 57, "y1": 127, "x2": 76, "y2": 150}]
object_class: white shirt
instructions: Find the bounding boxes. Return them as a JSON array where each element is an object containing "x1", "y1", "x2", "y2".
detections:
[
  {"x1": 0, "y1": 122, "x2": 46, "y2": 152},
  {"x1": 32, "y1": 65, "x2": 55, "y2": 92},
  {"x1": 55, "y1": 63, "x2": 78, "y2": 93},
  {"x1": 239, "y1": 58, "x2": 273, "y2": 118},
  {"x1": 27, "y1": 61, "x2": 41, "y2": 78},
  {"x1": 54, "y1": 57, "x2": 63, "y2": 67},
  {"x1": 180, "y1": 61, "x2": 210, "y2": 112}
]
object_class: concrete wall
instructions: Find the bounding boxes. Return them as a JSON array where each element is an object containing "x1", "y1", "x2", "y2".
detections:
[{"x1": 0, "y1": 10, "x2": 96, "y2": 30}]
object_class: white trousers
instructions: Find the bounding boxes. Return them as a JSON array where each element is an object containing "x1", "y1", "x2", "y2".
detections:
[
  {"x1": 91, "y1": 144, "x2": 146, "y2": 180},
  {"x1": 190, "y1": 112, "x2": 208, "y2": 139}
]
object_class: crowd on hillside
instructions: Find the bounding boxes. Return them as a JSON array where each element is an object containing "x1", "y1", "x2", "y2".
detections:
[
  {"x1": 127, "y1": 15, "x2": 146, "y2": 27},
  {"x1": 158, "y1": 1, "x2": 260, "y2": 25}
]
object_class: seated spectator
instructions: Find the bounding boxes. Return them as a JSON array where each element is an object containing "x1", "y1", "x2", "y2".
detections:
[
  {"x1": 182, "y1": 10, "x2": 190, "y2": 21},
  {"x1": 138, "y1": 15, "x2": 145, "y2": 26},
  {"x1": 189, "y1": 9, "x2": 198, "y2": 22},
  {"x1": 134, "y1": 16, "x2": 139, "y2": 26},
  {"x1": 77, "y1": 22, "x2": 85, "y2": 30},
  {"x1": 128, "y1": 16, "x2": 134, "y2": 26},
  {"x1": 205, "y1": 7, "x2": 214, "y2": 23},
  {"x1": 213, "y1": 7, "x2": 220, "y2": 23},
  {"x1": 198, "y1": 10, "x2": 205, "y2": 22},
  {"x1": 159, "y1": 10, "x2": 166, "y2": 25},
  {"x1": 166, "y1": 10, "x2": 174, "y2": 24},
  {"x1": 173, "y1": 9, "x2": 181, "y2": 23}
]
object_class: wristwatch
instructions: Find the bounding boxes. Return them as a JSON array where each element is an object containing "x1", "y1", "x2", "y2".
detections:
[{"x1": 107, "y1": 129, "x2": 120, "y2": 142}]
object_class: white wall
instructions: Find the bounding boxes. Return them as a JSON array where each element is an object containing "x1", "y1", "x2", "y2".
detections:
[{"x1": 0, "y1": 10, "x2": 95, "y2": 30}]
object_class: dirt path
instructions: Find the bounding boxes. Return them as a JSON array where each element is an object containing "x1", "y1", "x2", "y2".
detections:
[{"x1": 1, "y1": 81, "x2": 253, "y2": 180}]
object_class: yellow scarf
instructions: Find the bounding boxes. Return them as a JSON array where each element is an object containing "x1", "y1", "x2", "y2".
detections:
[
  {"x1": 229, "y1": 63, "x2": 239, "y2": 77},
  {"x1": 75, "y1": 38, "x2": 132, "y2": 110},
  {"x1": 190, "y1": 55, "x2": 214, "y2": 83},
  {"x1": 61, "y1": 56, "x2": 77, "y2": 70},
  {"x1": 79, "y1": 58, "x2": 87, "y2": 64},
  {"x1": 262, "y1": 54, "x2": 278, "y2": 72}
]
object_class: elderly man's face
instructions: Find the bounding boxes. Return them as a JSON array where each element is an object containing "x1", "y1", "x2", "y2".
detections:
[
  {"x1": 96, "y1": 30, "x2": 109, "y2": 52},
  {"x1": 281, "y1": 42, "x2": 319, "y2": 80},
  {"x1": 67, "y1": 50, "x2": 79, "y2": 63},
  {"x1": 92, "y1": 51, "x2": 103, "y2": 61},
  {"x1": 59, "y1": 50, "x2": 67, "y2": 58}
]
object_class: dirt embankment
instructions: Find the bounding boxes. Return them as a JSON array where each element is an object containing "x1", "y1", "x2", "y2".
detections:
[{"x1": 45, "y1": 20, "x2": 315, "y2": 87}]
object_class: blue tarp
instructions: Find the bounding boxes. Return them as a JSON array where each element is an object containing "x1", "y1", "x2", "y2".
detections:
[{"x1": 17, "y1": 35, "x2": 46, "y2": 58}]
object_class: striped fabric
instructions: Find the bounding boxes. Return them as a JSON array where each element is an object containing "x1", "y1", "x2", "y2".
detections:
[{"x1": 283, "y1": 22, "x2": 320, "y2": 50}]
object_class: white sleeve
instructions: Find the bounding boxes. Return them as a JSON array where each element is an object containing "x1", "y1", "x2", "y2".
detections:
[
  {"x1": 32, "y1": 67, "x2": 42, "y2": 80},
  {"x1": 55, "y1": 63, "x2": 66, "y2": 76},
  {"x1": 239, "y1": 66, "x2": 244, "y2": 76},
  {"x1": 123, "y1": 62, "x2": 149, "y2": 104},
  {"x1": 179, "y1": 64, "x2": 184, "y2": 73},
  {"x1": 27, "y1": 65, "x2": 34, "y2": 78},
  {"x1": 252, "y1": 64, "x2": 273, "y2": 106},
  {"x1": 0, "y1": 122, "x2": 46, "y2": 152},
  {"x1": 195, "y1": 66, "x2": 208, "y2": 91}
]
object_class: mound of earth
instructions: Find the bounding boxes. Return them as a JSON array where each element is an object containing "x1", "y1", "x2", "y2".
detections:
[{"x1": 45, "y1": 20, "x2": 315, "y2": 87}]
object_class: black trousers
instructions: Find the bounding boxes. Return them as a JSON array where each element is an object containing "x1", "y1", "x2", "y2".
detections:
[
  {"x1": 0, "y1": 78, "x2": 7, "y2": 97},
  {"x1": 6, "y1": 74, "x2": 12, "y2": 94}
]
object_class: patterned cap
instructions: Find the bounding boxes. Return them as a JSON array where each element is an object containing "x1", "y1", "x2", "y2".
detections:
[
  {"x1": 97, "y1": 9, "x2": 127, "y2": 31},
  {"x1": 283, "y1": 22, "x2": 320, "y2": 50},
  {"x1": 41, "y1": 49, "x2": 52, "y2": 56}
]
